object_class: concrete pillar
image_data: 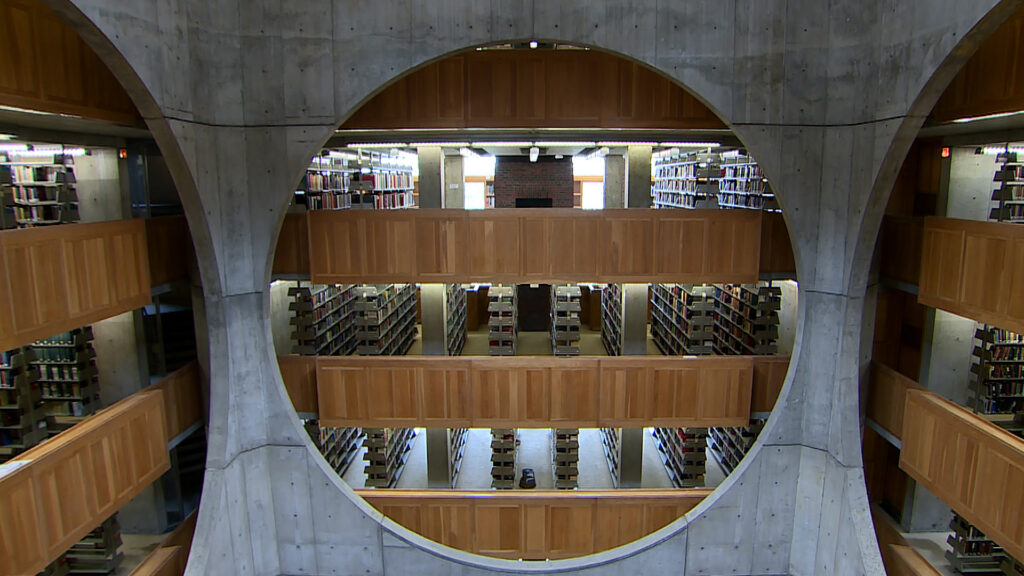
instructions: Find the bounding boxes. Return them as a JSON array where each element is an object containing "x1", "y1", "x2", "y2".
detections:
[
  {"x1": 620, "y1": 283, "x2": 649, "y2": 487},
  {"x1": 425, "y1": 429, "x2": 451, "y2": 489},
  {"x1": 416, "y1": 146, "x2": 443, "y2": 209},
  {"x1": 419, "y1": 284, "x2": 446, "y2": 356},
  {"x1": 604, "y1": 153, "x2": 626, "y2": 209},
  {"x1": 626, "y1": 145, "x2": 653, "y2": 208},
  {"x1": 443, "y1": 155, "x2": 464, "y2": 209},
  {"x1": 269, "y1": 280, "x2": 298, "y2": 356}
]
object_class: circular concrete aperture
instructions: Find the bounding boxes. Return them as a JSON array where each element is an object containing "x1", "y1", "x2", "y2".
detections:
[{"x1": 277, "y1": 41, "x2": 799, "y2": 564}]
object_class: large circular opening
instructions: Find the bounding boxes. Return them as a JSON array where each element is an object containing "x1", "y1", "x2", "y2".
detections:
[{"x1": 270, "y1": 41, "x2": 799, "y2": 562}]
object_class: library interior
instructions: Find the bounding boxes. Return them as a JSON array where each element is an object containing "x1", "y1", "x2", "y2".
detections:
[{"x1": 1, "y1": 1, "x2": 1024, "y2": 576}]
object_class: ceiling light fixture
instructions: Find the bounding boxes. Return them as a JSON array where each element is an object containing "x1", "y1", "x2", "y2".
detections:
[
  {"x1": 980, "y1": 145, "x2": 1024, "y2": 156},
  {"x1": 471, "y1": 141, "x2": 533, "y2": 147},
  {"x1": 534, "y1": 141, "x2": 596, "y2": 147},
  {"x1": 0, "y1": 143, "x2": 29, "y2": 153},
  {"x1": 661, "y1": 142, "x2": 722, "y2": 148},
  {"x1": 597, "y1": 141, "x2": 658, "y2": 147},
  {"x1": 409, "y1": 142, "x2": 470, "y2": 148},
  {"x1": 529, "y1": 147, "x2": 540, "y2": 162},
  {"x1": 346, "y1": 142, "x2": 407, "y2": 149},
  {"x1": 529, "y1": 41, "x2": 539, "y2": 49},
  {"x1": 952, "y1": 110, "x2": 1024, "y2": 124}
]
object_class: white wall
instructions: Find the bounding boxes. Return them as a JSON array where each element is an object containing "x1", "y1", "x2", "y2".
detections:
[{"x1": 777, "y1": 280, "x2": 799, "y2": 357}]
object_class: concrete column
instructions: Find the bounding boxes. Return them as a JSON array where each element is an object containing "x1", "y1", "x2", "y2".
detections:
[
  {"x1": 425, "y1": 429, "x2": 451, "y2": 489},
  {"x1": 626, "y1": 145, "x2": 653, "y2": 208},
  {"x1": 416, "y1": 146, "x2": 443, "y2": 209},
  {"x1": 604, "y1": 153, "x2": 625, "y2": 209},
  {"x1": 419, "y1": 284, "x2": 446, "y2": 356},
  {"x1": 620, "y1": 283, "x2": 648, "y2": 487},
  {"x1": 443, "y1": 155, "x2": 464, "y2": 209}
]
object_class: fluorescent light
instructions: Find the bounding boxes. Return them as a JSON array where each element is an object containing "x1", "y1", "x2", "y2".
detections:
[
  {"x1": 471, "y1": 141, "x2": 532, "y2": 147},
  {"x1": 14, "y1": 147, "x2": 86, "y2": 157},
  {"x1": 661, "y1": 142, "x2": 721, "y2": 148},
  {"x1": 534, "y1": 141, "x2": 596, "y2": 147},
  {"x1": 346, "y1": 142, "x2": 407, "y2": 149},
  {"x1": 0, "y1": 144, "x2": 28, "y2": 153},
  {"x1": 597, "y1": 141, "x2": 657, "y2": 147},
  {"x1": 953, "y1": 110, "x2": 1024, "y2": 124},
  {"x1": 0, "y1": 134, "x2": 14, "y2": 141},
  {"x1": 981, "y1": 146, "x2": 1024, "y2": 156},
  {"x1": 720, "y1": 150, "x2": 743, "y2": 159},
  {"x1": 529, "y1": 147, "x2": 539, "y2": 163},
  {"x1": 410, "y1": 142, "x2": 470, "y2": 147},
  {"x1": 529, "y1": 41, "x2": 539, "y2": 49},
  {"x1": 326, "y1": 150, "x2": 358, "y2": 161}
]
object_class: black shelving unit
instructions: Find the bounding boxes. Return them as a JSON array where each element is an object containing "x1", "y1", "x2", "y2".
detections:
[{"x1": 551, "y1": 285, "x2": 581, "y2": 356}]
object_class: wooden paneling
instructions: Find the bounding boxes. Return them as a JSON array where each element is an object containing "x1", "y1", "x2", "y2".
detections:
[
  {"x1": 357, "y1": 489, "x2": 711, "y2": 560},
  {"x1": 308, "y1": 209, "x2": 763, "y2": 284},
  {"x1": 342, "y1": 50, "x2": 724, "y2": 131},
  {"x1": 273, "y1": 214, "x2": 310, "y2": 276},
  {"x1": 312, "y1": 356, "x2": 785, "y2": 428},
  {"x1": 145, "y1": 216, "x2": 191, "y2": 286},
  {"x1": 867, "y1": 362, "x2": 924, "y2": 440},
  {"x1": 0, "y1": 390, "x2": 170, "y2": 576},
  {"x1": 278, "y1": 355, "x2": 318, "y2": 414},
  {"x1": 0, "y1": 219, "x2": 151, "y2": 352},
  {"x1": 759, "y1": 212, "x2": 796, "y2": 276},
  {"x1": 880, "y1": 216, "x2": 924, "y2": 286},
  {"x1": 871, "y1": 505, "x2": 942, "y2": 576},
  {"x1": 900, "y1": 389, "x2": 1024, "y2": 562},
  {"x1": 918, "y1": 217, "x2": 1024, "y2": 334},
  {"x1": 0, "y1": 0, "x2": 139, "y2": 125},
  {"x1": 149, "y1": 361, "x2": 202, "y2": 441},
  {"x1": 931, "y1": 8, "x2": 1024, "y2": 123},
  {"x1": 128, "y1": 510, "x2": 197, "y2": 576},
  {"x1": 751, "y1": 356, "x2": 789, "y2": 413}
]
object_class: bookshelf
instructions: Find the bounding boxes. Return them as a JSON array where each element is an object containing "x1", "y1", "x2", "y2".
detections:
[
  {"x1": 550, "y1": 285, "x2": 582, "y2": 356},
  {"x1": 0, "y1": 347, "x2": 45, "y2": 462},
  {"x1": 490, "y1": 428, "x2": 517, "y2": 489},
  {"x1": 65, "y1": 516, "x2": 123, "y2": 575},
  {"x1": 946, "y1": 513, "x2": 1003, "y2": 574},
  {"x1": 969, "y1": 327, "x2": 1024, "y2": 423},
  {"x1": 445, "y1": 428, "x2": 469, "y2": 488},
  {"x1": 289, "y1": 284, "x2": 358, "y2": 356},
  {"x1": 315, "y1": 426, "x2": 363, "y2": 476},
  {"x1": 717, "y1": 152, "x2": 779, "y2": 213},
  {"x1": 552, "y1": 429, "x2": 579, "y2": 489},
  {"x1": 301, "y1": 150, "x2": 416, "y2": 211},
  {"x1": 990, "y1": 152, "x2": 1024, "y2": 222},
  {"x1": 652, "y1": 427, "x2": 708, "y2": 488},
  {"x1": 599, "y1": 427, "x2": 623, "y2": 487},
  {"x1": 1003, "y1": 556, "x2": 1024, "y2": 576},
  {"x1": 446, "y1": 284, "x2": 468, "y2": 356},
  {"x1": 650, "y1": 284, "x2": 715, "y2": 356},
  {"x1": 712, "y1": 283, "x2": 781, "y2": 356},
  {"x1": 354, "y1": 284, "x2": 418, "y2": 356},
  {"x1": 301, "y1": 154, "x2": 353, "y2": 211},
  {"x1": 707, "y1": 419, "x2": 765, "y2": 475},
  {"x1": 0, "y1": 166, "x2": 13, "y2": 229},
  {"x1": 651, "y1": 150, "x2": 720, "y2": 209},
  {"x1": 600, "y1": 284, "x2": 623, "y2": 356},
  {"x1": 32, "y1": 327, "x2": 100, "y2": 432},
  {"x1": 1, "y1": 155, "x2": 80, "y2": 227},
  {"x1": 488, "y1": 285, "x2": 518, "y2": 356},
  {"x1": 363, "y1": 427, "x2": 416, "y2": 488}
]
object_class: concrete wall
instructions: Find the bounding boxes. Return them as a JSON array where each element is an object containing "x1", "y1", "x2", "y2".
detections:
[
  {"x1": 75, "y1": 148, "x2": 124, "y2": 223},
  {"x1": 270, "y1": 280, "x2": 297, "y2": 357},
  {"x1": 777, "y1": 280, "x2": 799, "y2": 357},
  {"x1": 947, "y1": 148, "x2": 999, "y2": 221},
  {"x1": 43, "y1": 1, "x2": 1024, "y2": 574}
]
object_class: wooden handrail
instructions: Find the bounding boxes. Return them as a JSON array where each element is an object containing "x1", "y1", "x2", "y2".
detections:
[
  {"x1": 0, "y1": 390, "x2": 170, "y2": 576},
  {"x1": 357, "y1": 489, "x2": 712, "y2": 560},
  {"x1": 145, "y1": 216, "x2": 192, "y2": 287},
  {"x1": 279, "y1": 355, "x2": 788, "y2": 426},
  {"x1": 128, "y1": 511, "x2": 197, "y2": 576},
  {"x1": 871, "y1": 504, "x2": 941, "y2": 576},
  {"x1": 0, "y1": 219, "x2": 151, "y2": 351},
  {"x1": 900, "y1": 389, "x2": 1024, "y2": 562}
]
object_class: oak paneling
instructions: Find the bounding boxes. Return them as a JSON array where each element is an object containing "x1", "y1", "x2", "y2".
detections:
[
  {"x1": 880, "y1": 216, "x2": 923, "y2": 286},
  {"x1": 751, "y1": 356, "x2": 789, "y2": 413},
  {"x1": 0, "y1": 0, "x2": 138, "y2": 125},
  {"x1": 273, "y1": 213, "x2": 310, "y2": 276},
  {"x1": 127, "y1": 547, "x2": 185, "y2": 576},
  {"x1": 918, "y1": 217, "x2": 1024, "y2": 333},
  {"x1": 357, "y1": 489, "x2": 712, "y2": 560},
  {"x1": 900, "y1": 390, "x2": 1024, "y2": 561},
  {"x1": 308, "y1": 209, "x2": 763, "y2": 284},
  {"x1": 312, "y1": 356, "x2": 773, "y2": 428},
  {"x1": 0, "y1": 219, "x2": 151, "y2": 351},
  {"x1": 145, "y1": 216, "x2": 191, "y2": 287},
  {"x1": 931, "y1": 9, "x2": 1024, "y2": 123},
  {"x1": 149, "y1": 361, "x2": 202, "y2": 441},
  {"x1": 759, "y1": 212, "x2": 796, "y2": 276},
  {"x1": 0, "y1": 391, "x2": 169, "y2": 576},
  {"x1": 867, "y1": 361, "x2": 924, "y2": 440},
  {"x1": 342, "y1": 50, "x2": 724, "y2": 131},
  {"x1": 278, "y1": 355, "x2": 318, "y2": 414}
]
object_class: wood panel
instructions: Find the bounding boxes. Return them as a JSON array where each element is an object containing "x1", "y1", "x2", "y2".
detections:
[
  {"x1": 900, "y1": 389, "x2": 1024, "y2": 562},
  {"x1": 867, "y1": 361, "x2": 924, "y2": 440},
  {"x1": 342, "y1": 49, "x2": 724, "y2": 131},
  {"x1": 751, "y1": 356, "x2": 789, "y2": 413},
  {"x1": 149, "y1": 361, "x2": 202, "y2": 441},
  {"x1": 931, "y1": 8, "x2": 1024, "y2": 123},
  {"x1": 0, "y1": 0, "x2": 139, "y2": 125},
  {"x1": 918, "y1": 217, "x2": 1024, "y2": 333},
  {"x1": 0, "y1": 219, "x2": 151, "y2": 351},
  {"x1": 145, "y1": 216, "x2": 191, "y2": 286},
  {"x1": 308, "y1": 209, "x2": 763, "y2": 285},
  {"x1": 759, "y1": 212, "x2": 796, "y2": 276},
  {"x1": 278, "y1": 355, "x2": 318, "y2": 414},
  {"x1": 880, "y1": 216, "x2": 924, "y2": 286},
  {"x1": 313, "y1": 356, "x2": 777, "y2": 428},
  {"x1": 128, "y1": 510, "x2": 197, "y2": 576},
  {"x1": 871, "y1": 504, "x2": 942, "y2": 576},
  {"x1": 0, "y1": 390, "x2": 169, "y2": 576},
  {"x1": 272, "y1": 214, "x2": 310, "y2": 276},
  {"x1": 357, "y1": 489, "x2": 711, "y2": 560}
]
